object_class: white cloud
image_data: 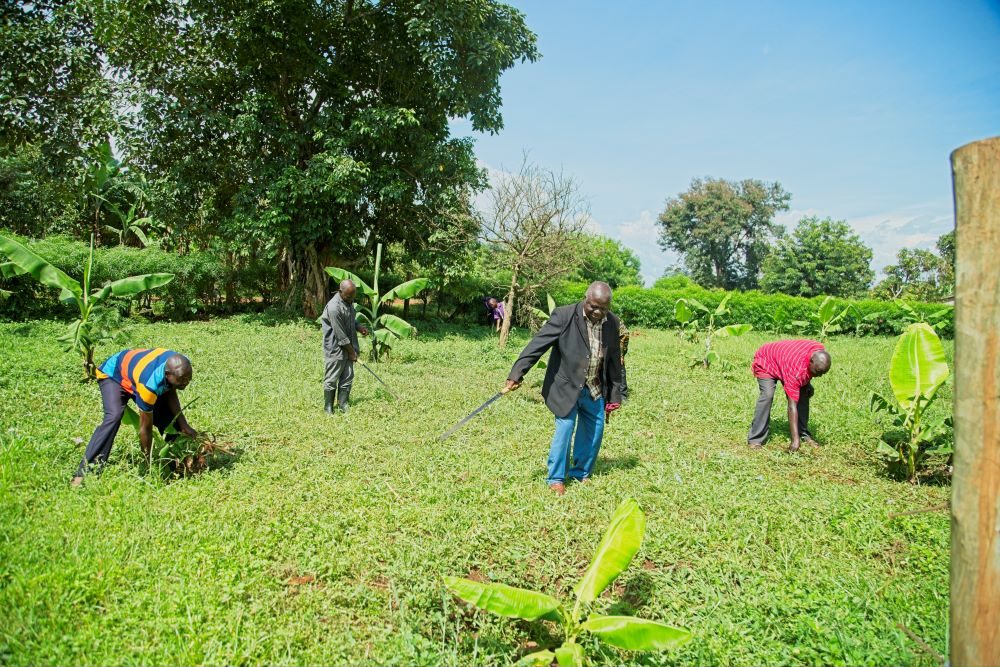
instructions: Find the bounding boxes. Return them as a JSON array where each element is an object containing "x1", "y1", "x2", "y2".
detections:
[{"x1": 601, "y1": 209, "x2": 676, "y2": 286}]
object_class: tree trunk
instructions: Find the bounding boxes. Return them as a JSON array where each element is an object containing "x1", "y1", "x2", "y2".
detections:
[
  {"x1": 498, "y1": 270, "x2": 518, "y2": 349},
  {"x1": 950, "y1": 135, "x2": 1000, "y2": 667},
  {"x1": 282, "y1": 243, "x2": 331, "y2": 318}
]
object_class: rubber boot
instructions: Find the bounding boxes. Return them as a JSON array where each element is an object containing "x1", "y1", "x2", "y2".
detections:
[
  {"x1": 338, "y1": 388, "x2": 351, "y2": 414},
  {"x1": 324, "y1": 389, "x2": 335, "y2": 415}
]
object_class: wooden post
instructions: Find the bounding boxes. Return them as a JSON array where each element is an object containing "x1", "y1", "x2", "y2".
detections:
[{"x1": 950, "y1": 136, "x2": 1000, "y2": 667}]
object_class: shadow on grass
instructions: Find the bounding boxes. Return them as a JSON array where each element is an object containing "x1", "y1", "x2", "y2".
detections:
[
  {"x1": 592, "y1": 453, "x2": 641, "y2": 476},
  {"x1": 606, "y1": 572, "x2": 655, "y2": 615}
]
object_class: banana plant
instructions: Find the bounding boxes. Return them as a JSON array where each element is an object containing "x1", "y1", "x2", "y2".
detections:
[
  {"x1": 529, "y1": 292, "x2": 557, "y2": 322},
  {"x1": 446, "y1": 499, "x2": 691, "y2": 666},
  {"x1": 0, "y1": 233, "x2": 174, "y2": 379},
  {"x1": 792, "y1": 296, "x2": 851, "y2": 339},
  {"x1": 869, "y1": 323, "x2": 952, "y2": 483},
  {"x1": 674, "y1": 294, "x2": 752, "y2": 369},
  {"x1": 325, "y1": 243, "x2": 429, "y2": 362},
  {"x1": 99, "y1": 195, "x2": 153, "y2": 247}
]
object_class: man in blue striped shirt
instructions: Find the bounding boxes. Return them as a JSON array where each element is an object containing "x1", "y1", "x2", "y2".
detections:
[{"x1": 71, "y1": 348, "x2": 197, "y2": 486}]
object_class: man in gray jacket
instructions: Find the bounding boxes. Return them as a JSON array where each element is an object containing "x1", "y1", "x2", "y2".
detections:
[{"x1": 321, "y1": 279, "x2": 369, "y2": 414}]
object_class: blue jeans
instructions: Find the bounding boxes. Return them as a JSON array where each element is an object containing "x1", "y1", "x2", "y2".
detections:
[{"x1": 547, "y1": 388, "x2": 605, "y2": 484}]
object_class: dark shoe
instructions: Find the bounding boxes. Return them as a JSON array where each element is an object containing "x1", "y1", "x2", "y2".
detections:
[
  {"x1": 804, "y1": 437, "x2": 821, "y2": 448},
  {"x1": 338, "y1": 389, "x2": 350, "y2": 414},
  {"x1": 747, "y1": 442, "x2": 763, "y2": 450},
  {"x1": 548, "y1": 482, "x2": 566, "y2": 496},
  {"x1": 324, "y1": 390, "x2": 335, "y2": 415}
]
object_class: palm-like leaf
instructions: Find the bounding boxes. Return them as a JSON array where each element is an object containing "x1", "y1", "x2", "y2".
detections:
[
  {"x1": 444, "y1": 576, "x2": 563, "y2": 621},
  {"x1": 554, "y1": 642, "x2": 585, "y2": 667},
  {"x1": 674, "y1": 299, "x2": 694, "y2": 324},
  {"x1": 0, "y1": 234, "x2": 82, "y2": 300},
  {"x1": 381, "y1": 278, "x2": 429, "y2": 304},
  {"x1": 324, "y1": 266, "x2": 376, "y2": 298},
  {"x1": 91, "y1": 273, "x2": 175, "y2": 305},
  {"x1": 377, "y1": 314, "x2": 415, "y2": 339},
  {"x1": 575, "y1": 499, "x2": 645, "y2": 602},
  {"x1": 546, "y1": 293, "x2": 556, "y2": 314},
  {"x1": 889, "y1": 323, "x2": 949, "y2": 411},
  {"x1": 713, "y1": 293, "x2": 731, "y2": 316},
  {"x1": 716, "y1": 324, "x2": 752, "y2": 338},
  {"x1": 581, "y1": 615, "x2": 692, "y2": 651}
]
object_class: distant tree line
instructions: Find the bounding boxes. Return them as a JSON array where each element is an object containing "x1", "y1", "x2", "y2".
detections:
[{"x1": 656, "y1": 177, "x2": 954, "y2": 302}]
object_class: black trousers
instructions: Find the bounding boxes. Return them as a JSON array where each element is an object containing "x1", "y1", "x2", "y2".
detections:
[
  {"x1": 75, "y1": 378, "x2": 178, "y2": 476},
  {"x1": 747, "y1": 378, "x2": 813, "y2": 445}
]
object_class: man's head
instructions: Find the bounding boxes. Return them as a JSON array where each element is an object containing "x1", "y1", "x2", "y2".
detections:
[
  {"x1": 165, "y1": 354, "x2": 193, "y2": 390},
  {"x1": 488, "y1": 297, "x2": 498, "y2": 309},
  {"x1": 339, "y1": 279, "x2": 357, "y2": 304},
  {"x1": 583, "y1": 281, "x2": 612, "y2": 324},
  {"x1": 810, "y1": 349, "x2": 832, "y2": 377}
]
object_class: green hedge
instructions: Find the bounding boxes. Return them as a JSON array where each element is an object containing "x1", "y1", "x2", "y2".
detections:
[
  {"x1": 548, "y1": 281, "x2": 953, "y2": 338},
  {"x1": 0, "y1": 234, "x2": 276, "y2": 320}
]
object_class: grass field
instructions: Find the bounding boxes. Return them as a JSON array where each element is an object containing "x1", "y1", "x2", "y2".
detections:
[{"x1": 0, "y1": 316, "x2": 950, "y2": 666}]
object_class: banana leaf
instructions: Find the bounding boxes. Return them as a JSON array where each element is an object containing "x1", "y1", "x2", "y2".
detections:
[
  {"x1": 444, "y1": 576, "x2": 562, "y2": 621},
  {"x1": 673, "y1": 299, "x2": 694, "y2": 324},
  {"x1": 90, "y1": 273, "x2": 175, "y2": 304},
  {"x1": 517, "y1": 649, "x2": 555, "y2": 667},
  {"x1": 876, "y1": 440, "x2": 902, "y2": 461},
  {"x1": 554, "y1": 642, "x2": 585, "y2": 667},
  {"x1": 0, "y1": 233, "x2": 82, "y2": 299},
  {"x1": 380, "y1": 278, "x2": 429, "y2": 304},
  {"x1": 581, "y1": 615, "x2": 692, "y2": 651},
  {"x1": 377, "y1": 314, "x2": 415, "y2": 339},
  {"x1": 713, "y1": 293, "x2": 731, "y2": 316},
  {"x1": 890, "y1": 323, "x2": 949, "y2": 411},
  {"x1": 716, "y1": 324, "x2": 752, "y2": 338},
  {"x1": 324, "y1": 266, "x2": 377, "y2": 298},
  {"x1": 575, "y1": 499, "x2": 645, "y2": 603}
]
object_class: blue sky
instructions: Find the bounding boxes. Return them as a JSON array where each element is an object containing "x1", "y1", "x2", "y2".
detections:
[{"x1": 452, "y1": 0, "x2": 1000, "y2": 285}]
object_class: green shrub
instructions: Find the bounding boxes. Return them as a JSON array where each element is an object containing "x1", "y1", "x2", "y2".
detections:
[
  {"x1": 0, "y1": 233, "x2": 274, "y2": 321},
  {"x1": 547, "y1": 280, "x2": 953, "y2": 337}
]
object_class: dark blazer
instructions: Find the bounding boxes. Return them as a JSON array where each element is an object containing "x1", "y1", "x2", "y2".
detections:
[{"x1": 508, "y1": 303, "x2": 624, "y2": 418}]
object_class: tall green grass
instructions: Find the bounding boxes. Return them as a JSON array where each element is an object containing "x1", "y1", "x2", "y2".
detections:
[{"x1": 0, "y1": 318, "x2": 949, "y2": 665}]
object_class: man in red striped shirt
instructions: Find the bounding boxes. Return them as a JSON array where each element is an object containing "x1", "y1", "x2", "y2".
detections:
[{"x1": 748, "y1": 339, "x2": 831, "y2": 452}]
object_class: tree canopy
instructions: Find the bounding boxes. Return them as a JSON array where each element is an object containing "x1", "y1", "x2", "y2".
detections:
[
  {"x1": 573, "y1": 235, "x2": 643, "y2": 289},
  {"x1": 656, "y1": 177, "x2": 790, "y2": 290},
  {"x1": 760, "y1": 216, "x2": 874, "y2": 298}
]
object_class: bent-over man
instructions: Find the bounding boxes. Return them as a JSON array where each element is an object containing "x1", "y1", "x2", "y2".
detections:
[
  {"x1": 504, "y1": 281, "x2": 624, "y2": 495},
  {"x1": 748, "y1": 339, "x2": 831, "y2": 452},
  {"x1": 321, "y1": 279, "x2": 369, "y2": 414},
  {"x1": 72, "y1": 348, "x2": 196, "y2": 486}
]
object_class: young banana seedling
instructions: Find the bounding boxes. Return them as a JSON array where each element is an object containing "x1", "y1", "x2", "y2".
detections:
[{"x1": 445, "y1": 499, "x2": 691, "y2": 666}]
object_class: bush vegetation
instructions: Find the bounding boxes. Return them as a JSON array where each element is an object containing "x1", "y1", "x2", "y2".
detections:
[{"x1": 551, "y1": 281, "x2": 954, "y2": 338}]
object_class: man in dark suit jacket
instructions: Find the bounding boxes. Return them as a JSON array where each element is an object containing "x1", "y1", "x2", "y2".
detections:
[{"x1": 504, "y1": 282, "x2": 624, "y2": 495}]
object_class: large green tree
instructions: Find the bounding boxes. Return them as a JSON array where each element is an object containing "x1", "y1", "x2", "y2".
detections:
[
  {"x1": 95, "y1": 0, "x2": 538, "y2": 315},
  {"x1": 871, "y1": 235, "x2": 953, "y2": 302},
  {"x1": 656, "y1": 177, "x2": 790, "y2": 290},
  {"x1": 759, "y1": 216, "x2": 874, "y2": 297},
  {"x1": 572, "y1": 234, "x2": 643, "y2": 288}
]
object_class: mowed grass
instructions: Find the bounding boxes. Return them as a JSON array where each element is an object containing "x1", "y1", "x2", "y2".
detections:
[{"x1": 0, "y1": 316, "x2": 950, "y2": 666}]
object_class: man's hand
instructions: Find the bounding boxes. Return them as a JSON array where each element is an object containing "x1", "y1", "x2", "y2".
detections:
[
  {"x1": 788, "y1": 437, "x2": 801, "y2": 453},
  {"x1": 502, "y1": 379, "x2": 521, "y2": 394},
  {"x1": 182, "y1": 425, "x2": 198, "y2": 439},
  {"x1": 349, "y1": 349, "x2": 359, "y2": 362},
  {"x1": 358, "y1": 326, "x2": 369, "y2": 336}
]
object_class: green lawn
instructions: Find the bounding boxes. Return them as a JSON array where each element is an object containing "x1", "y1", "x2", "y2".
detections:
[{"x1": 0, "y1": 317, "x2": 950, "y2": 666}]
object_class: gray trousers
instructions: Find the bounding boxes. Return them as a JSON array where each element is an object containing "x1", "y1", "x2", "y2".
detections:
[
  {"x1": 747, "y1": 378, "x2": 813, "y2": 444},
  {"x1": 324, "y1": 356, "x2": 354, "y2": 404}
]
